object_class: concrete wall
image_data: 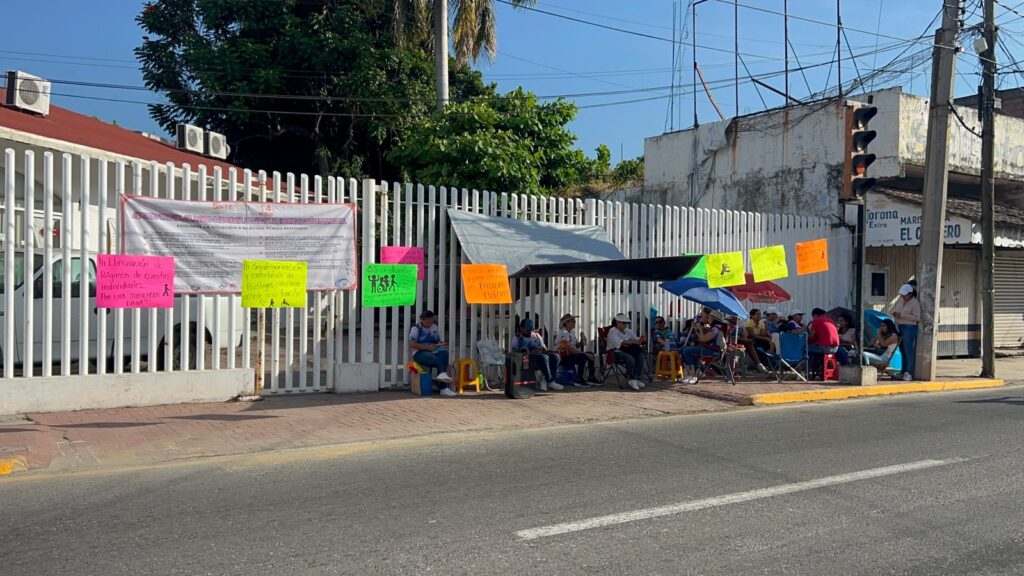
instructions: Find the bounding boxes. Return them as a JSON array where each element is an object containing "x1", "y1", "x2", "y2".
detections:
[
  {"x1": 644, "y1": 88, "x2": 903, "y2": 220},
  {"x1": 0, "y1": 369, "x2": 255, "y2": 414}
]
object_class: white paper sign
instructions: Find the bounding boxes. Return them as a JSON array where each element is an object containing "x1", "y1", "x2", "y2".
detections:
[
  {"x1": 866, "y1": 193, "x2": 972, "y2": 247},
  {"x1": 123, "y1": 197, "x2": 357, "y2": 293}
]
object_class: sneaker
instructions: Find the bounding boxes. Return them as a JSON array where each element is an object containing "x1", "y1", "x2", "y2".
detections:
[
  {"x1": 538, "y1": 379, "x2": 548, "y2": 391},
  {"x1": 587, "y1": 376, "x2": 604, "y2": 385},
  {"x1": 627, "y1": 379, "x2": 641, "y2": 391},
  {"x1": 573, "y1": 381, "x2": 592, "y2": 388},
  {"x1": 756, "y1": 363, "x2": 769, "y2": 374},
  {"x1": 685, "y1": 376, "x2": 698, "y2": 385},
  {"x1": 902, "y1": 373, "x2": 913, "y2": 382},
  {"x1": 436, "y1": 372, "x2": 453, "y2": 383},
  {"x1": 637, "y1": 380, "x2": 647, "y2": 389},
  {"x1": 549, "y1": 382, "x2": 565, "y2": 391},
  {"x1": 439, "y1": 387, "x2": 457, "y2": 397}
]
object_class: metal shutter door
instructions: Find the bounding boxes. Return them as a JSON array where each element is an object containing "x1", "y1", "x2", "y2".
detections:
[{"x1": 994, "y1": 251, "x2": 1024, "y2": 348}]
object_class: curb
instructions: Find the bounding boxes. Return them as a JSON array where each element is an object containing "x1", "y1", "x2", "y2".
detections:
[
  {"x1": 0, "y1": 456, "x2": 28, "y2": 476},
  {"x1": 745, "y1": 379, "x2": 1006, "y2": 406}
]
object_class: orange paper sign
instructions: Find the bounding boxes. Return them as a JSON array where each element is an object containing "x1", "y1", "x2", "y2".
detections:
[
  {"x1": 461, "y1": 264, "x2": 513, "y2": 304},
  {"x1": 795, "y1": 239, "x2": 829, "y2": 275}
]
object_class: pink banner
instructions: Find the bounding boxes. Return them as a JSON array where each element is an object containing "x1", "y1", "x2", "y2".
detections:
[
  {"x1": 97, "y1": 254, "x2": 175, "y2": 309},
  {"x1": 380, "y1": 246, "x2": 424, "y2": 280}
]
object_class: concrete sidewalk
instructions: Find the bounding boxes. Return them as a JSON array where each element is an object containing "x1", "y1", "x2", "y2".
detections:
[
  {"x1": 1, "y1": 357, "x2": 1019, "y2": 477},
  {"x1": 0, "y1": 382, "x2": 731, "y2": 475}
]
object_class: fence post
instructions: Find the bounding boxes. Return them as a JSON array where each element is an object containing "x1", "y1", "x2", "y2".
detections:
[{"x1": 360, "y1": 179, "x2": 377, "y2": 377}]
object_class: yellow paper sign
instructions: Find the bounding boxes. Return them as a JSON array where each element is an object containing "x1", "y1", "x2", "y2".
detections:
[
  {"x1": 796, "y1": 239, "x2": 829, "y2": 276},
  {"x1": 461, "y1": 264, "x2": 513, "y2": 304},
  {"x1": 706, "y1": 251, "x2": 746, "y2": 288},
  {"x1": 750, "y1": 245, "x2": 789, "y2": 282},
  {"x1": 241, "y1": 260, "x2": 308, "y2": 309}
]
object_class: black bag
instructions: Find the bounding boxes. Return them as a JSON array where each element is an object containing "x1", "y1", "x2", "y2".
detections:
[{"x1": 504, "y1": 352, "x2": 537, "y2": 399}]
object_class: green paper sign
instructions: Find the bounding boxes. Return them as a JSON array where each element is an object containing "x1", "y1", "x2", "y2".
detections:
[{"x1": 362, "y1": 263, "x2": 418, "y2": 307}]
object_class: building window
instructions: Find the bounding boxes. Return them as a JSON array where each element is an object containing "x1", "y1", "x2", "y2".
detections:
[{"x1": 871, "y1": 271, "x2": 887, "y2": 297}]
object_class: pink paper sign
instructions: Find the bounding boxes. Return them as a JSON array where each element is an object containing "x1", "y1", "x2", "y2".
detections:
[
  {"x1": 97, "y1": 254, "x2": 175, "y2": 309},
  {"x1": 380, "y1": 246, "x2": 424, "y2": 280}
]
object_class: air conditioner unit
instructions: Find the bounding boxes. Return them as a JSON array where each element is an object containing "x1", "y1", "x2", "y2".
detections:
[
  {"x1": 4, "y1": 71, "x2": 51, "y2": 116},
  {"x1": 204, "y1": 131, "x2": 230, "y2": 160},
  {"x1": 175, "y1": 123, "x2": 205, "y2": 154}
]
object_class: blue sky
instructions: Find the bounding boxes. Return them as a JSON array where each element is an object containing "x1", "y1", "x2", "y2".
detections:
[{"x1": 2, "y1": 0, "x2": 1017, "y2": 167}]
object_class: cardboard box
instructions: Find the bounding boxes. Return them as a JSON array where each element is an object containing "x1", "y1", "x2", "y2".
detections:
[{"x1": 411, "y1": 372, "x2": 433, "y2": 396}]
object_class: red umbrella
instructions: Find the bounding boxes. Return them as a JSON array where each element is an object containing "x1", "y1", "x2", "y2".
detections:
[{"x1": 729, "y1": 273, "x2": 792, "y2": 304}]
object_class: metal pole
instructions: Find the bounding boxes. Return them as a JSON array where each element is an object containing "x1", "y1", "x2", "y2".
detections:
[
  {"x1": 856, "y1": 203, "x2": 866, "y2": 355},
  {"x1": 837, "y1": 0, "x2": 843, "y2": 97},
  {"x1": 671, "y1": 1, "x2": 677, "y2": 131},
  {"x1": 735, "y1": 0, "x2": 740, "y2": 117},
  {"x1": 693, "y1": 1, "x2": 698, "y2": 128},
  {"x1": 915, "y1": 2, "x2": 961, "y2": 381},
  {"x1": 784, "y1": 0, "x2": 789, "y2": 105},
  {"x1": 980, "y1": 0, "x2": 997, "y2": 377},
  {"x1": 435, "y1": 0, "x2": 449, "y2": 108}
]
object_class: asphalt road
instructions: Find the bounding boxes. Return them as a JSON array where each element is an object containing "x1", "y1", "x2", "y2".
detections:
[{"x1": 1, "y1": 387, "x2": 1023, "y2": 576}]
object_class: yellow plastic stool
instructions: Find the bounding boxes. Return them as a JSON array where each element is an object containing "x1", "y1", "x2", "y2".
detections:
[
  {"x1": 454, "y1": 359, "x2": 481, "y2": 394},
  {"x1": 654, "y1": 351, "x2": 683, "y2": 382}
]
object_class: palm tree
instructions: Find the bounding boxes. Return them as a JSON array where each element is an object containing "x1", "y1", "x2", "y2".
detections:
[{"x1": 393, "y1": 0, "x2": 537, "y2": 108}]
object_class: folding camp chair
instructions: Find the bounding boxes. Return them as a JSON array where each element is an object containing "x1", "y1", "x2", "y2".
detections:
[
  {"x1": 476, "y1": 339, "x2": 507, "y2": 391},
  {"x1": 693, "y1": 324, "x2": 742, "y2": 385},
  {"x1": 597, "y1": 326, "x2": 629, "y2": 388},
  {"x1": 766, "y1": 332, "x2": 809, "y2": 382}
]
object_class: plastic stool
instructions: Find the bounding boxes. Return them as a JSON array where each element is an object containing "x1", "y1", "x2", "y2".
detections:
[
  {"x1": 821, "y1": 353, "x2": 839, "y2": 381},
  {"x1": 654, "y1": 351, "x2": 683, "y2": 381},
  {"x1": 454, "y1": 359, "x2": 481, "y2": 394}
]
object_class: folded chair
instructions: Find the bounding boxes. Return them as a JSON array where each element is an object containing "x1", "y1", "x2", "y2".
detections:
[
  {"x1": 597, "y1": 326, "x2": 629, "y2": 388},
  {"x1": 766, "y1": 332, "x2": 809, "y2": 382}
]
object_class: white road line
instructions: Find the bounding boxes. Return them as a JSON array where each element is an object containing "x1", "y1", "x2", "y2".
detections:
[{"x1": 516, "y1": 458, "x2": 965, "y2": 540}]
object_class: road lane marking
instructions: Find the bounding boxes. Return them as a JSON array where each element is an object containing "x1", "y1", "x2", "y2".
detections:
[{"x1": 516, "y1": 458, "x2": 965, "y2": 540}]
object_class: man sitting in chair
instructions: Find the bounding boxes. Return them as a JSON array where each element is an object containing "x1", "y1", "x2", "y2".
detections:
[
  {"x1": 513, "y1": 319, "x2": 563, "y2": 391},
  {"x1": 807, "y1": 308, "x2": 840, "y2": 377},
  {"x1": 557, "y1": 314, "x2": 602, "y2": 387},
  {"x1": 607, "y1": 313, "x2": 647, "y2": 391},
  {"x1": 409, "y1": 310, "x2": 456, "y2": 397}
]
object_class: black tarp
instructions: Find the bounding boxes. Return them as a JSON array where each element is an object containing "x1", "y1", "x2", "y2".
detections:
[{"x1": 509, "y1": 256, "x2": 701, "y2": 282}]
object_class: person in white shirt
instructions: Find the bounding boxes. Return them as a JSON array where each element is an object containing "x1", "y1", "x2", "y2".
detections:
[
  {"x1": 512, "y1": 318, "x2": 563, "y2": 391},
  {"x1": 556, "y1": 314, "x2": 602, "y2": 386},
  {"x1": 890, "y1": 283, "x2": 920, "y2": 381},
  {"x1": 409, "y1": 310, "x2": 455, "y2": 397},
  {"x1": 607, "y1": 313, "x2": 647, "y2": 391}
]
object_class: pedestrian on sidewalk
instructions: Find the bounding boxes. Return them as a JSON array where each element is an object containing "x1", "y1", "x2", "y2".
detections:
[
  {"x1": 410, "y1": 310, "x2": 456, "y2": 397},
  {"x1": 891, "y1": 284, "x2": 920, "y2": 381}
]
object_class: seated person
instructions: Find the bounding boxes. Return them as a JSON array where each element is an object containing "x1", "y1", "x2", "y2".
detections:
[
  {"x1": 744, "y1": 308, "x2": 773, "y2": 352},
  {"x1": 807, "y1": 308, "x2": 840, "y2": 376},
  {"x1": 678, "y1": 319, "x2": 699, "y2": 348},
  {"x1": 557, "y1": 313, "x2": 602, "y2": 386},
  {"x1": 681, "y1": 310, "x2": 725, "y2": 384},
  {"x1": 652, "y1": 316, "x2": 677, "y2": 352},
  {"x1": 836, "y1": 312, "x2": 857, "y2": 366},
  {"x1": 862, "y1": 319, "x2": 900, "y2": 372},
  {"x1": 607, "y1": 313, "x2": 647, "y2": 391},
  {"x1": 513, "y1": 319, "x2": 562, "y2": 391},
  {"x1": 784, "y1": 310, "x2": 807, "y2": 334},
  {"x1": 764, "y1": 307, "x2": 783, "y2": 335},
  {"x1": 729, "y1": 313, "x2": 770, "y2": 373},
  {"x1": 409, "y1": 310, "x2": 455, "y2": 397}
]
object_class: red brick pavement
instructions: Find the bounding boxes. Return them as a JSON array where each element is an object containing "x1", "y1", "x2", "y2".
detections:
[{"x1": 3, "y1": 382, "x2": 732, "y2": 473}]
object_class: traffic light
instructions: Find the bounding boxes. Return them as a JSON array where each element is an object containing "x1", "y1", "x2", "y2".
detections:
[{"x1": 842, "y1": 103, "x2": 878, "y2": 202}]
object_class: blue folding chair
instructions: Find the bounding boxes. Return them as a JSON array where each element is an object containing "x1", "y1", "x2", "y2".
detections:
[{"x1": 765, "y1": 332, "x2": 808, "y2": 382}]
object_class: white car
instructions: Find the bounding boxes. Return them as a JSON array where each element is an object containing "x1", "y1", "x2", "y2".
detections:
[{"x1": 0, "y1": 252, "x2": 244, "y2": 371}]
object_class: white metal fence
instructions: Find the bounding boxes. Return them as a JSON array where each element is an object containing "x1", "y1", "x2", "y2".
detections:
[{"x1": 1, "y1": 148, "x2": 851, "y2": 393}]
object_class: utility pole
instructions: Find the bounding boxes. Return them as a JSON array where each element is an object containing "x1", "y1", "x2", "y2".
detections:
[
  {"x1": 837, "y1": 0, "x2": 842, "y2": 98},
  {"x1": 435, "y1": 0, "x2": 449, "y2": 109},
  {"x1": 980, "y1": 0, "x2": 997, "y2": 377},
  {"x1": 915, "y1": 0, "x2": 962, "y2": 382},
  {"x1": 784, "y1": 0, "x2": 789, "y2": 105}
]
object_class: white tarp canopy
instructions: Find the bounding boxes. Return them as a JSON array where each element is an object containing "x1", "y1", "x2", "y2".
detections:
[{"x1": 447, "y1": 209, "x2": 624, "y2": 275}]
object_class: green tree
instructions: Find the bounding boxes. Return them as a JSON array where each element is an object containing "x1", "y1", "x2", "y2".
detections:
[
  {"x1": 388, "y1": 88, "x2": 604, "y2": 195},
  {"x1": 612, "y1": 155, "x2": 644, "y2": 186},
  {"x1": 135, "y1": 0, "x2": 486, "y2": 177}
]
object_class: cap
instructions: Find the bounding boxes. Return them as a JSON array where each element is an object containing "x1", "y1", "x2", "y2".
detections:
[
  {"x1": 709, "y1": 310, "x2": 726, "y2": 323},
  {"x1": 613, "y1": 313, "x2": 632, "y2": 324},
  {"x1": 559, "y1": 313, "x2": 577, "y2": 327},
  {"x1": 899, "y1": 284, "x2": 914, "y2": 296},
  {"x1": 765, "y1": 307, "x2": 779, "y2": 316},
  {"x1": 521, "y1": 318, "x2": 534, "y2": 331},
  {"x1": 791, "y1": 309, "x2": 805, "y2": 316}
]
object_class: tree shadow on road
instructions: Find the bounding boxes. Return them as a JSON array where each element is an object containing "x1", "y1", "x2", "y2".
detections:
[
  {"x1": 54, "y1": 422, "x2": 158, "y2": 429},
  {"x1": 165, "y1": 414, "x2": 278, "y2": 421}
]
